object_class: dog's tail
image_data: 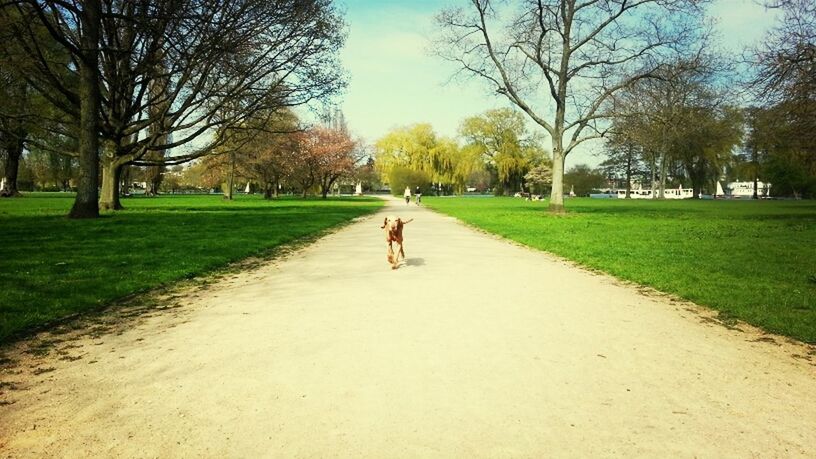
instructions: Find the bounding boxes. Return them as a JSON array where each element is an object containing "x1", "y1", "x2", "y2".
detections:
[{"x1": 401, "y1": 218, "x2": 414, "y2": 224}]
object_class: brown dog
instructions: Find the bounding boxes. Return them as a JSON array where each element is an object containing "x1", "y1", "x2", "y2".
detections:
[{"x1": 380, "y1": 216, "x2": 413, "y2": 269}]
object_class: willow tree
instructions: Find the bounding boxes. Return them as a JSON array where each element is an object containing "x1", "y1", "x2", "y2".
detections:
[
  {"x1": 435, "y1": 0, "x2": 706, "y2": 212},
  {"x1": 374, "y1": 124, "x2": 457, "y2": 188},
  {"x1": 459, "y1": 108, "x2": 548, "y2": 195},
  {"x1": 375, "y1": 124, "x2": 439, "y2": 179}
]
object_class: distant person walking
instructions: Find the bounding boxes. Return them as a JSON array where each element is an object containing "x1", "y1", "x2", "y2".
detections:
[
  {"x1": 415, "y1": 186, "x2": 422, "y2": 205},
  {"x1": 404, "y1": 186, "x2": 411, "y2": 205}
]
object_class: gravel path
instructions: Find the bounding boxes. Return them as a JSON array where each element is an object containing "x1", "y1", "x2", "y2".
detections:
[{"x1": 1, "y1": 196, "x2": 814, "y2": 457}]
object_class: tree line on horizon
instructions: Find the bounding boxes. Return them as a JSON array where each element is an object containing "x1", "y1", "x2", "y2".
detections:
[{"x1": 1, "y1": 0, "x2": 814, "y2": 213}]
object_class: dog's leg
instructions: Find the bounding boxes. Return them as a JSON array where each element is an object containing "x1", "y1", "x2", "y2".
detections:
[
  {"x1": 399, "y1": 242, "x2": 405, "y2": 262},
  {"x1": 389, "y1": 241, "x2": 400, "y2": 269}
]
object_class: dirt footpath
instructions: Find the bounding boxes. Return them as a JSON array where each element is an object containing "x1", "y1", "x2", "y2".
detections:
[{"x1": 1, "y1": 196, "x2": 815, "y2": 457}]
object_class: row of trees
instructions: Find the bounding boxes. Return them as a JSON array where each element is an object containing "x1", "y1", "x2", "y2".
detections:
[
  {"x1": 601, "y1": 59, "x2": 743, "y2": 199},
  {"x1": 743, "y1": 0, "x2": 816, "y2": 198},
  {"x1": 601, "y1": 0, "x2": 816, "y2": 200},
  {"x1": 194, "y1": 110, "x2": 362, "y2": 199},
  {"x1": 0, "y1": 0, "x2": 346, "y2": 216},
  {"x1": 374, "y1": 108, "x2": 552, "y2": 195},
  {"x1": 433, "y1": 0, "x2": 816, "y2": 209}
]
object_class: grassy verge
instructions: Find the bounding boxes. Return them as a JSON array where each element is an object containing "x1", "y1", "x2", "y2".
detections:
[
  {"x1": 424, "y1": 196, "x2": 816, "y2": 343},
  {"x1": 0, "y1": 193, "x2": 383, "y2": 343}
]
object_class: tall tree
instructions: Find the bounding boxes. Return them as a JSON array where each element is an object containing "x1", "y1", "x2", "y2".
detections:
[
  {"x1": 290, "y1": 126, "x2": 357, "y2": 198},
  {"x1": 745, "y1": 104, "x2": 816, "y2": 198},
  {"x1": 459, "y1": 108, "x2": 548, "y2": 195},
  {"x1": 311, "y1": 127, "x2": 358, "y2": 199},
  {"x1": 0, "y1": 66, "x2": 27, "y2": 197},
  {"x1": 435, "y1": 0, "x2": 705, "y2": 212},
  {"x1": 608, "y1": 56, "x2": 734, "y2": 198},
  {"x1": 375, "y1": 124, "x2": 442, "y2": 181},
  {"x1": 234, "y1": 110, "x2": 301, "y2": 199},
  {"x1": 2, "y1": 0, "x2": 346, "y2": 214},
  {"x1": 748, "y1": 0, "x2": 815, "y2": 197},
  {"x1": 673, "y1": 103, "x2": 742, "y2": 197},
  {"x1": 564, "y1": 164, "x2": 606, "y2": 196},
  {"x1": 601, "y1": 131, "x2": 644, "y2": 199},
  {"x1": 751, "y1": 0, "x2": 815, "y2": 125},
  {"x1": 1, "y1": 0, "x2": 106, "y2": 216},
  {"x1": 0, "y1": 4, "x2": 75, "y2": 198}
]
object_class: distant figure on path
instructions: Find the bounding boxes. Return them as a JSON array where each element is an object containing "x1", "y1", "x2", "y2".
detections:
[
  {"x1": 404, "y1": 186, "x2": 411, "y2": 205},
  {"x1": 415, "y1": 186, "x2": 422, "y2": 205}
]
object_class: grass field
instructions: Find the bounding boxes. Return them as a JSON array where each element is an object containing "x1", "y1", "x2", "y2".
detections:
[
  {"x1": 0, "y1": 193, "x2": 383, "y2": 343},
  {"x1": 424, "y1": 196, "x2": 816, "y2": 343}
]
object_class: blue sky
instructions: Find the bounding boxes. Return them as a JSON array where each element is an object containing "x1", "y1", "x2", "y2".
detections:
[{"x1": 336, "y1": 0, "x2": 780, "y2": 168}]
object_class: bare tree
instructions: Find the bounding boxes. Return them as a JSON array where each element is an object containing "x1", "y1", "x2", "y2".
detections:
[
  {"x1": 611, "y1": 60, "x2": 713, "y2": 198},
  {"x1": 750, "y1": 0, "x2": 815, "y2": 152},
  {"x1": 435, "y1": 0, "x2": 706, "y2": 212},
  {"x1": 612, "y1": 61, "x2": 742, "y2": 198},
  {"x1": 752, "y1": 0, "x2": 815, "y2": 101}
]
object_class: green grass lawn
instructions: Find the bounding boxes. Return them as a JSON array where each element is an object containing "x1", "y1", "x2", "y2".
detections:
[
  {"x1": 0, "y1": 193, "x2": 383, "y2": 343},
  {"x1": 424, "y1": 196, "x2": 816, "y2": 343}
]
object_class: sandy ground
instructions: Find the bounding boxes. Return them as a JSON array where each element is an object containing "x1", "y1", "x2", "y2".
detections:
[{"x1": 1, "y1": 196, "x2": 815, "y2": 458}]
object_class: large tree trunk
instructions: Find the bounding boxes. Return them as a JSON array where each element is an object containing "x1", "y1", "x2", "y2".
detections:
[
  {"x1": 1, "y1": 75, "x2": 27, "y2": 198},
  {"x1": 99, "y1": 161, "x2": 123, "y2": 210},
  {"x1": 120, "y1": 164, "x2": 131, "y2": 196},
  {"x1": 144, "y1": 165, "x2": 164, "y2": 196},
  {"x1": 549, "y1": 142, "x2": 566, "y2": 213},
  {"x1": 752, "y1": 146, "x2": 759, "y2": 199},
  {"x1": 0, "y1": 139, "x2": 23, "y2": 197},
  {"x1": 320, "y1": 176, "x2": 338, "y2": 199},
  {"x1": 692, "y1": 183, "x2": 703, "y2": 199},
  {"x1": 658, "y1": 150, "x2": 668, "y2": 199},
  {"x1": 68, "y1": 0, "x2": 101, "y2": 219},
  {"x1": 624, "y1": 147, "x2": 632, "y2": 199},
  {"x1": 224, "y1": 152, "x2": 235, "y2": 200},
  {"x1": 689, "y1": 162, "x2": 705, "y2": 199}
]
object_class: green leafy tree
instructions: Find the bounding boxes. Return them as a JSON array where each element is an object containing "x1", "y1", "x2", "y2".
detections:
[
  {"x1": 746, "y1": 105, "x2": 816, "y2": 198},
  {"x1": 375, "y1": 123, "x2": 478, "y2": 194},
  {"x1": 459, "y1": 108, "x2": 549, "y2": 195},
  {"x1": 564, "y1": 164, "x2": 606, "y2": 196},
  {"x1": 672, "y1": 104, "x2": 743, "y2": 198},
  {"x1": 601, "y1": 131, "x2": 645, "y2": 199}
]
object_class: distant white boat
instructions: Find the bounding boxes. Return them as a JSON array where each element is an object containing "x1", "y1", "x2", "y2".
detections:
[
  {"x1": 727, "y1": 181, "x2": 771, "y2": 198},
  {"x1": 591, "y1": 187, "x2": 695, "y2": 199},
  {"x1": 716, "y1": 181, "x2": 726, "y2": 198}
]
